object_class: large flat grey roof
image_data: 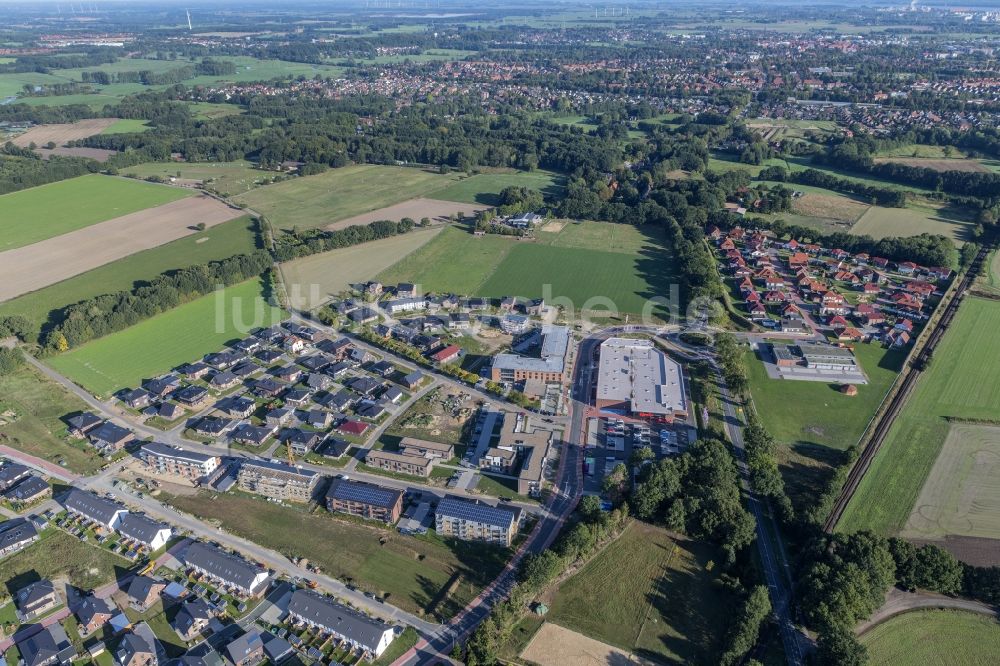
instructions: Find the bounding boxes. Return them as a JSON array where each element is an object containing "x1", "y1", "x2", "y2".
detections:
[
  {"x1": 596, "y1": 338, "x2": 687, "y2": 416},
  {"x1": 492, "y1": 325, "x2": 569, "y2": 374}
]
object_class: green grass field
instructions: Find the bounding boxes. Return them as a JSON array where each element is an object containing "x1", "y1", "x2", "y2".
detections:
[
  {"x1": 376, "y1": 223, "x2": 675, "y2": 315},
  {"x1": 431, "y1": 170, "x2": 566, "y2": 206},
  {"x1": 0, "y1": 174, "x2": 191, "y2": 251},
  {"x1": 545, "y1": 521, "x2": 733, "y2": 663},
  {"x1": 747, "y1": 343, "x2": 905, "y2": 507},
  {"x1": 0, "y1": 364, "x2": 107, "y2": 474},
  {"x1": 48, "y1": 278, "x2": 285, "y2": 397},
  {"x1": 374, "y1": 226, "x2": 515, "y2": 294},
  {"x1": 851, "y1": 202, "x2": 975, "y2": 244},
  {"x1": 0, "y1": 529, "x2": 128, "y2": 591},
  {"x1": 861, "y1": 610, "x2": 1000, "y2": 666},
  {"x1": 478, "y1": 243, "x2": 669, "y2": 315},
  {"x1": 122, "y1": 161, "x2": 269, "y2": 196},
  {"x1": 164, "y1": 491, "x2": 508, "y2": 621},
  {"x1": 100, "y1": 118, "x2": 150, "y2": 134},
  {"x1": 234, "y1": 165, "x2": 460, "y2": 231},
  {"x1": 0, "y1": 216, "x2": 259, "y2": 331},
  {"x1": 840, "y1": 297, "x2": 1000, "y2": 535}
]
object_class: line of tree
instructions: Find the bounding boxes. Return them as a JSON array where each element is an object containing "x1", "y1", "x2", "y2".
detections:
[
  {"x1": 0, "y1": 145, "x2": 104, "y2": 195},
  {"x1": 273, "y1": 217, "x2": 415, "y2": 262},
  {"x1": 41, "y1": 250, "x2": 272, "y2": 352},
  {"x1": 759, "y1": 165, "x2": 907, "y2": 208}
]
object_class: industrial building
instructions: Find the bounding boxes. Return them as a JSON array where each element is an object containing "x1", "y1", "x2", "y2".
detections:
[{"x1": 595, "y1": 338, "x2": 688, "y2": 421}]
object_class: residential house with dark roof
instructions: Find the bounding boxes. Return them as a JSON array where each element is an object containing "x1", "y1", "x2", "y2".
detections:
[
  {"x1": 287, "y1": 589, "x2": 396, "y2": 658},
  {"x1": 0, "y1": 462, "x2": 30, "y2": 491},
  {"x1": 16, "y1": 579, "x2": 59, "y2": 621},
  {"x1": 171, "y1": 597, "x2": 214, "y2": 642},
  {"x1": 118, "y1": 513, "x2": 172, "y2": 551},
  {"x1": 76, "y1": 595, "x2": 115, "y2": 637},
  {"x1": 223, "y1": 631, "x2": 264, "y2": 666},
  {"x1": 120, "y1": 388, "x2": 153, "y2": 410},
  {"x1": 183, "y1": 542, "x2": 269, "y2": 597},
  {"x1": 178, "y1": 644, "x2": 224, "y2": 666},
  {"x1": 230, "y1": 425, "x2": 275, "y2": 448},
  {"x1": 17, "y1": 623, "x2": 74, "y2": 666},
  {"x1": 88, "y1": 421, "x2": 133, "y2": 454},
  {"x1": 62, "y1": 489, "x2": 127, "y2": 530},
  {"x1": 67, "y1": 412, "x2": 103, "y2": 438},
  {"x1": 4, "y1": 475, "x2": 50, "y2": 505},
  {"x1": 0, "y1": 517, "x2": 39, "y2": 557},
  {"x1": 115, "y1": 625, "x2": 158, "y2": 666},
  {"x1": 127, "y1": 576, "x2": 165, "y2": 612}
]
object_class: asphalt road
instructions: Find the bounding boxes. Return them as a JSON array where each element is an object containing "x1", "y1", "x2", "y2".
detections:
[{"x1": 717, "y1": 370, "x2": 808, "y2": 665}]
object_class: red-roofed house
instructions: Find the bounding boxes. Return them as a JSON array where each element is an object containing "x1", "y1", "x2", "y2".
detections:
[
  {"x1": 431, "y1": 345, "x2": 462, "y2": 364},
  {"x1": 338, "y1": 420, "x2": 370, "y2": 436}
]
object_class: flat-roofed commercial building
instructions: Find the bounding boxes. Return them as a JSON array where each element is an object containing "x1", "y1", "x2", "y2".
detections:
[
  {"x1": 596, "y1": 337, "x2": 688, "y2": 422},
  {"x1": 490, "y1": 325, "x2": 569, "y2": 384},
  {"x1": 237, "y1": 459, "x2": 318, "y2": 503},
  {"x1": 139, "y1": 442, "x2": 221, "y2": 481},
  {"x1": 364, "y1": 450, "x2": 432, "y2": 477},
  {"x1": 796, "y1": 342, "x2": 859, "y2": 370},
  {"x1": 435, "y1": 497, "x2": 520, "y2": 546},
  {"x1": 325, "y1": 479, "x2": 404, "y2": 524}
]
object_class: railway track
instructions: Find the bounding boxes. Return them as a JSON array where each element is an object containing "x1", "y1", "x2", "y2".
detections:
[{"x1": 823, "y1": 246, "x2": 989, "y2": 532}]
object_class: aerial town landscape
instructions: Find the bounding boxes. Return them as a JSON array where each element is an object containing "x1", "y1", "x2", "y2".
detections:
[{"x1": 0, "y1": 0, "x2": 999, "y2": 664}]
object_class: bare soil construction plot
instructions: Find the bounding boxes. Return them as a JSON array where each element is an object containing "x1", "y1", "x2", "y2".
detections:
[
  {"x1": 324, "y1": 197, "x2": 490, "y2": 232},
  {"x1": 0, "y1": 195, "x2": 242, "y2": 302},
  {"x1": 11, "y1": 118, "x2": 118, "y2": 148},
  {"x1": 901, "y1": 423, "x2": 1000, "y2": 563},
  {"x1": 521, "y1": 622, "x2": 643, "y2": 666},
  {"x1": 279, "y1": 226, "x2": 443, "y2": 309}
]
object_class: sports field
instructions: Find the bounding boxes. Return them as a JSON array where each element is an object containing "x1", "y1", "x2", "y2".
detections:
[
  {"x1": 48, "y1": 279, "x2": 285, "y2": 397},
  {"x1": 840, "y1": 297, "x2": 1000, "y2": 538},
  {"x1": 901, "y1": 423, "x2": 1000, "y2": 542},
  {"x1": 0, "y1": 216, "x2": 259, "y2": 331},
  {"x1": 0, "y1": 174, "x2": 191, "y2": 251},
  {"x1": 234, "y1": 165, "x2": 460, "y2": 231},
  {"x1": 123, "y1": 161, "x2": 268, "y2": 196},
  {"x1": 280, "y1": 227, "x2": 444, "y2": 309},
  {"x1": 861, "y1": 610, "x2": 1000, "y2": 666},
  {"x1": 374, "y1": 222, "x2": 675, "y2": 315},
  {"x1": 431, "y1": 169, "x2": 566, "y2": 206},
  {"x1": 544, "y1": 521, "x2": 733, "y2": 663},
  {"x1": 851, "y1": 202, "x2": 976, "y2": 244}
]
